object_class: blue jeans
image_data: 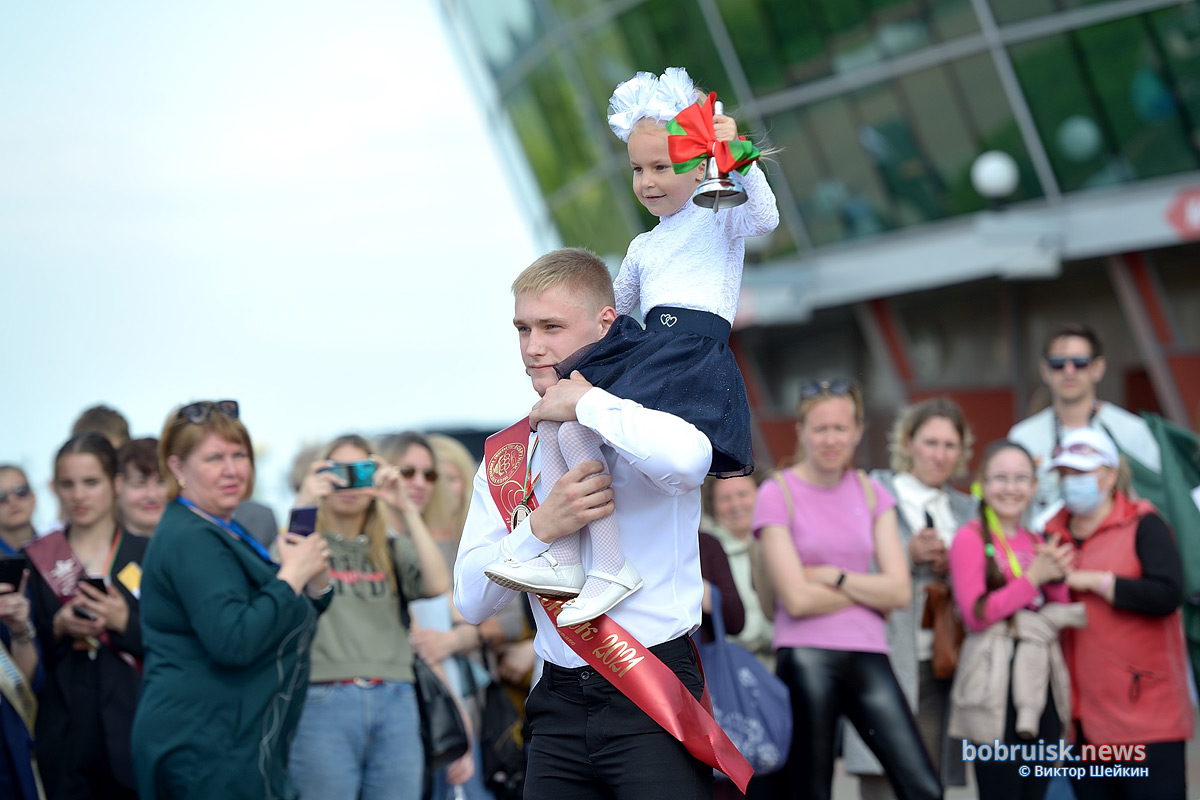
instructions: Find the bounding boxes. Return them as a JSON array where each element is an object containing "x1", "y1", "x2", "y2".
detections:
[{"x1": 289, "y1": 680, "x2": 423, "y2": 800}]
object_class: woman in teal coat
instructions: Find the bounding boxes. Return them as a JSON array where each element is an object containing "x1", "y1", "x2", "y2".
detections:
[{"x1": 131, "y1": 401, "x2": 332, "y2": 799}]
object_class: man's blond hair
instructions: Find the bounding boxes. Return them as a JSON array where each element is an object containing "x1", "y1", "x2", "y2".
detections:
[{"x1": 511, "y1": 248, "x2": 616, "y2": 313}]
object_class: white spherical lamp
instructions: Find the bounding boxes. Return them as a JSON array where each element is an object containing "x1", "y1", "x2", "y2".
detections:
[
  {"x1": 971, "y1": 151, "x2": 1020, "y2": 202},
  {"x1": 1056, "y1": 116, "x2": 1102, "y2": 163}
]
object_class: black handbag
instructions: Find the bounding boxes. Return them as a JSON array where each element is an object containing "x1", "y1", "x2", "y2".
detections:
[
  {"x1": 412, "y1": 657, "x2": 470, "y2": 770},
  {"x1": 393, "y1": 550, "x2": 470, "y2": 772}
]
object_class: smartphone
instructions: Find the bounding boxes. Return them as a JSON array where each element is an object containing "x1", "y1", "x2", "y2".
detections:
[
  {"x1": 320, "y1": 460, "x2": 377, "y2": 491},
  {"x1": 288, "y1": 506, "x2": 318, "y2": 537},
  {"x1": 80, "y1": 577, "x2": 107, "y2": 594},
  {"x1": 0, "y1": 556, "x2": 27, "y2": 589},
  {"x1": 73, "y1": 576, "x2": 107, "y2": 620}
]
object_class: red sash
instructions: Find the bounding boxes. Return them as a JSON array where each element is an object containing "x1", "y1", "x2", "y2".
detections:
[
  {"x1": 25, "y1": 529, "x2": 141, "y2": 673},
  {"x1": 485, "y1": 419, "x2": 753, "y2": 792}
]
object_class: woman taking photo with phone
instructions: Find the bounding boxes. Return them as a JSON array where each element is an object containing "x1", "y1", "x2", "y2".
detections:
[
  {"x1": 754, "y1": 380, "x2": 940, "y2": 800},
  {"x1": 26, "y1": 433, "x2": 147, "y2": 800},
  {"x1": 1044, "y1": 428, "x2": 1191, "y2": 800},
  {"x1": 132, "y1": 401, "x2": 332, "y2": 800},
  {"x1": 947, "y1": 440, "x2": 1076, "y2": 800},
  {"x1": 287, "y1": 433, "x2": 451, "y2": 800}
]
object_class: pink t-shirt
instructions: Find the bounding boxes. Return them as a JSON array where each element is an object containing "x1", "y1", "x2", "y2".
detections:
[
  {"x1": 948, "y1": 519, "x2": 1071, "y2": 632},
  {"x1": 753, "y1": 469, "x2": 896, "y2": 654}
]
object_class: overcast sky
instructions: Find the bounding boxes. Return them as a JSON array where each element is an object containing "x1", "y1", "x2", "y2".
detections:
[{"x1": 0, "y1": 1, "x2": 547, "y2": 524}]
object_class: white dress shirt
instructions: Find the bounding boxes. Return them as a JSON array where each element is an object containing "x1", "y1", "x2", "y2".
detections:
[{"x1": 454, "y1": 387, "x2": 713, "y2": 668}]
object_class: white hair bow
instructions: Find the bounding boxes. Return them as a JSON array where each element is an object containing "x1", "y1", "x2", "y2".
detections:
[{"x1": 607, "y1": 67, "x2": 698, "y2": 142}]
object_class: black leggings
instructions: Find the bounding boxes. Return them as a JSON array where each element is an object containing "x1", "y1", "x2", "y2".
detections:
[{"x1": 775, "y1": 647, "x2": 941, "y2": 800}]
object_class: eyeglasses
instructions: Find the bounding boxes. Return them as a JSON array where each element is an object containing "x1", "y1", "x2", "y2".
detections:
[
  {"x1": 1046, "y1": 356, "x2": 1093, "y2": 371},
  {"x1": 0, "y1": 485, "x2": 32, "y2": 504},
  {"x1": 398, "y1": 466, "x2": 438, "y2": 483},
  {"x1": 799, "y1": 378, "x2": 853, "y2": 399},
  {"x1": 983, "y1": 474, "x2": 1034, "y2": 487},
  {"x1": 178, "y1": 400, "x2": 240, "y2": 424}
]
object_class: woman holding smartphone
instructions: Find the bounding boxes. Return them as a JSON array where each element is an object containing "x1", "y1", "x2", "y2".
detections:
[
  {"x1": 287, "y1": 433, "x2": 451, "y2": 800},
  {"x1": 133, "y1": 400, "x2": 331, "y2": 800},
  {"x1": 25, "y1": 433, "x2": 147, "y2": 800}
]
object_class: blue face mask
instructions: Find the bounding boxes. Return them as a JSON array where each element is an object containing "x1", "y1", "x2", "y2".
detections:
[{"x1": 1061, "y1": 473, "x2": 1105, "y2": 515}]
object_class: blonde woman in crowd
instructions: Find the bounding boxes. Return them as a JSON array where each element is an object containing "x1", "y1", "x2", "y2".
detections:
[{"x1": 847, "y1": 398, "x2": 976, "y2": 798}]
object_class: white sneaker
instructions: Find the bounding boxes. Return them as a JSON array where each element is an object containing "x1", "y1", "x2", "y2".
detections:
[
  {"x1": 484, "y1": 555, "x2": 585, "y2": 597},
  {"x1": 556, "y1": 560, "x2": 643, "y2": 626}
]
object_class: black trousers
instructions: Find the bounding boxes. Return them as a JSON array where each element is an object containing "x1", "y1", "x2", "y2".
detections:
[
  {"x1": 1071, "y1": 721, "x2": 1185, "y2": 800},
  {"x1": 523, "y1": 635, "x2": 714, "y2": 800},
  {"x1": 774, "y1": 647, "x2": 941, "y2": 800},
  {"x1": 971, "y1": 678, "x2": 1061, "y2": 800}
]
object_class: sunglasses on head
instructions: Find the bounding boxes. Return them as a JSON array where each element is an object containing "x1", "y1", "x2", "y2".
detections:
[
  {"x1": 178, "y1": 400, "x2": 240, "y2": 424},
  {"x1": 1046, "y1": 356, "x2": 1093, "y2": 371},
  {"x1": 0, "y1": 485, "x2": 32, "y2": 504},
  {"x1": 398, "y1": 466, "x2": 438, "y2": 483},
  {"x1": 799, "y1": 378, "x2": 853, "y2": 399}
]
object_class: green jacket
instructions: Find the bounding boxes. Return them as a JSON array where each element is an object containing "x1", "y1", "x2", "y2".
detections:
[{"x1": 132, "y1": 502, "x2": 330, "y2": 799}]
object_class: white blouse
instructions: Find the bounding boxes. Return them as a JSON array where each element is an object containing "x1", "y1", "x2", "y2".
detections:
[{"x1": 614, "y1": 163, "x2": 779, "y2": 325}]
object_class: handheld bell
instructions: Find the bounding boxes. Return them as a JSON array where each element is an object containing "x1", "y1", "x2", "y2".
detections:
[{"x1": 691, "y1": 101, "x2": 748, "y2": 212}]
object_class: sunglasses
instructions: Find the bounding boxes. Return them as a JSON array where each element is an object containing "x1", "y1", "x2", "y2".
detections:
[
  {"x1": 799, "y1": 378, "x2": 853, "y2": 399},
  {"x1": 398, "y1": 466, "x2": 438, "y2": 483},
  {"x1": 0, "y1": 485, "x2": 32, "y2": 504},
  {"x1": 1051, "y1": 441, "x2": 1110, "y2": 460},
  {"x1": 178, "y1": 400, "x2": 240, "y2": 424},
  {"x1": 1046, "y1": 356, "x2": 1093, "y2": 371}
]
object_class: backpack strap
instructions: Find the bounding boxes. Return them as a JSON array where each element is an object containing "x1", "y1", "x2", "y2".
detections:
[{"x1": 855, "y1": 469, "x2": 876, "y2": 518}]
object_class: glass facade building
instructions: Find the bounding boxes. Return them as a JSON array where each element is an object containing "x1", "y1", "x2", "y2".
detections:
[{"x1": 439, "y1": 0, "x2": 1200, "y2": 465}]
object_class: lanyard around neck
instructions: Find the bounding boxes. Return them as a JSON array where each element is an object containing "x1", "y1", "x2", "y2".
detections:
[
  {"x1": 177, "y1": 498, "x2": 276, "y2": 566},
  {"x1": 524, "y1": 433, "x2": 542, "y2": 505}
]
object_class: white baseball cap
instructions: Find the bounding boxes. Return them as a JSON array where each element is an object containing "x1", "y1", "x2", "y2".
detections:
[{"x1": 1048, "y1": 427, "x2": 1119, "y2": 472}]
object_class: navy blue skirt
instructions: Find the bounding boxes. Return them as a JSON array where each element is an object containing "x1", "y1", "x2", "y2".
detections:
[{"x1": 555, "y1": 307, "x2": 753, "y2": 477}]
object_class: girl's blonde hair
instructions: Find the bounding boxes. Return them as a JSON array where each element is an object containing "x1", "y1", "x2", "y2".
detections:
[
  {"x1": 424, "y1": 434, "x2": 478, "y2": 546},
  {"x1": 317, "y1": 434, "x2": 395, "y2": 593}
]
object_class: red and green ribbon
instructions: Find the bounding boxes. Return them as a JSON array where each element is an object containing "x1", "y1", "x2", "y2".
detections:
[{"x1": 666, "y1": 91, "x2": 761, "y2": 176}]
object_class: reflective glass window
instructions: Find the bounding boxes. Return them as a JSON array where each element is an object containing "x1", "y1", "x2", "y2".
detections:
[
  {"x1": 1075, "y1": 17, "x2": 1198, "y2": 181},
  {"x1": 989, "y1": 0, "x2": 1120, "y2": 26},
  {"x1": 550, "y1": 180, "x2": 639, "y2": 257},
  {"x1": 854, "y1": 82, "x2": 946, "y2": 226},
  {"x1": 1150, "y1": 6, "x2": 1200, "y2": 131},
  {"x1": 928, "y1": 0, "x2": 980, "y2": 40},
  {"x1": 770, "y1": 97, "x2": 898, "y2": 246},
  {"x1": 502, "y1": 55, "x2": 600, "y2": 195},
  {"x1": 1010, "y1": 34, "x2": 1116, "y2": 192},
  {"x1": 901, "y1": 58, "x2": 1043, "y2": 213},
  {"x1": 717, "y1": 0, "x2": 973, "y2": 96},
  {"x1": 545, "y1": 0, "x2": 608, "y2": 20},
  {"x1": 1012, "y1": 17, "x2": 1200, "y2": 194},
  {"x1": 609, "y1": 3, "x2": 736, "y2": 105},
  {"x1": 461, "y1": 0, "x2": 545, "y2": 77}
]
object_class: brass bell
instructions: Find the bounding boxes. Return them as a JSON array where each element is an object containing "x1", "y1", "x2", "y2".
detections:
[{"x1": 692, "y1": 101, "x2": 748, "y2": 212}]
